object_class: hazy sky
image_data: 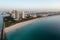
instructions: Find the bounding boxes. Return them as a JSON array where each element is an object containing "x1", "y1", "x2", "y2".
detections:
[{"x1": 0, "y1": 0, "x2": 60, "y2": 10}]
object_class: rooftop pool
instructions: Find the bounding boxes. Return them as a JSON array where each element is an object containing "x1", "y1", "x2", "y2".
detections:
[{"x1": 6, "y1": 15, "x2": 60, "y2": 40}]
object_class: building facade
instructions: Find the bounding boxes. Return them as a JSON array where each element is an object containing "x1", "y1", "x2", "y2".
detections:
[{"x1": 11, "y1": 10, "x2": 20, "y2": 20}]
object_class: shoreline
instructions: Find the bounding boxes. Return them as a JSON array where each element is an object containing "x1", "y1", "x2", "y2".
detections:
[
  {"x1": 4, "y1": 15, "x2": 60, "y2": 33},
  {"x1": 4, "y1": 18, "x2": 40, "y2": 33}
]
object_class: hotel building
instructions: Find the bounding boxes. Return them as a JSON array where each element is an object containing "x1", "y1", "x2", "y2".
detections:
[
  {"x1": 11, "y1": 10, "x2": 20, "y2": 20},
  {"x1": 11, "y1": 10, "x2": 27, "y2": 20}
]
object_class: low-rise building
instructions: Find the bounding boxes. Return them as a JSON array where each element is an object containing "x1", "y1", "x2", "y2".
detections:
[
  {"x1": 0, "y1": 11, "x2": 11, "y2": 17},
  {"x1": 29, "y1": 13, "x2": 37, "y2": 18}
]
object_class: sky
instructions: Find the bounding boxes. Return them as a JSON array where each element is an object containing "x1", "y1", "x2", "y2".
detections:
[{"x1": 0, "y1": 0, "x2": 60, "y2": 10}]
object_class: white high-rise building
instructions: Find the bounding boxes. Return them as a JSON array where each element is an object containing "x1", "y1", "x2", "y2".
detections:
[
  {"x1": 11, "y1": 10, "x2": 24, "y2": 20},
  {"x1": 22, "y1": 11, "x2": 25, "y2": 19},
  {"x1": 11, "y1": 10, "x2": 20, "y2": 20}
]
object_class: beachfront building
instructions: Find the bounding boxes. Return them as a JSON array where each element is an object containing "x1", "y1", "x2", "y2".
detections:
[
  {"x1": 22, "y1": 11, "x2": 31, "y2": 19},
  {"x1": 11, "y1": 10, "x2": 27, "y2": 20},
  {"x1": 22, "y1": 11, "x2": 26, "y2": 19},
  {"x1": 48, "y1": 12, "x2": 60, "y2": 16},
  {"x1": 11, "y1": 10, "x2": 20, "y2": 20},
  {"x1": 29, "y1": 13, "x2": 37, "y2": 18},
  {"x1": 11, "y1": 10, "x2": 50, "y2": 20},
  {"x1": 36, "y1": 12, "x2": 49, "y2": 17},
  {"x1": 11, "y1": 10, "x2": 17, "y2": 20}
]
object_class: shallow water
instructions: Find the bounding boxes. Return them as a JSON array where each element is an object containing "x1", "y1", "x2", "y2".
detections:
[{"x1": 6, "y1": 15, "x2": 60, "y2": 40}]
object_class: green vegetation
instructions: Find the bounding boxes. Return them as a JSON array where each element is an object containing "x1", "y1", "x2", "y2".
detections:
[
  {"x1": 4, "y1": 16, "x2": 41, "y2": 27},
  {"x1": 4, "y1": 16, "x2": 16, "y2": 27}
]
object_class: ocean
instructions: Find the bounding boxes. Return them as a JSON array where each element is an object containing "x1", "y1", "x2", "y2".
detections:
[{"x1": 6, "y1": 15, "x2": 60, "y2": 40}]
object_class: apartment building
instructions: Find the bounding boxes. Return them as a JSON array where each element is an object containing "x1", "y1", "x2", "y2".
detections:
[
  {"x1": 11, "y1": 10, "x2": 27, "y2": 20},
  {"x1": 11, "y1": 10, "x2": 20, "y2": 20}
]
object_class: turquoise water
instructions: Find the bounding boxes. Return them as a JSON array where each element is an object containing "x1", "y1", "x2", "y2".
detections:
[
  {"x1": 0, "y1": 16, "x2": 3, "y2": 30},
  {"x1": 6, "y1": 16, "x2": 60, "y2": 40}
]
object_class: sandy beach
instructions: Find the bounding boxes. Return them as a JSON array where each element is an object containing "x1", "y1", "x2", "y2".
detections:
[
  {"x1": 4, "y1": 15, "x2": 58, "y2": 33},
  {"x1": 4, "y1": 18, "x2": 40, "y2": 33}
]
